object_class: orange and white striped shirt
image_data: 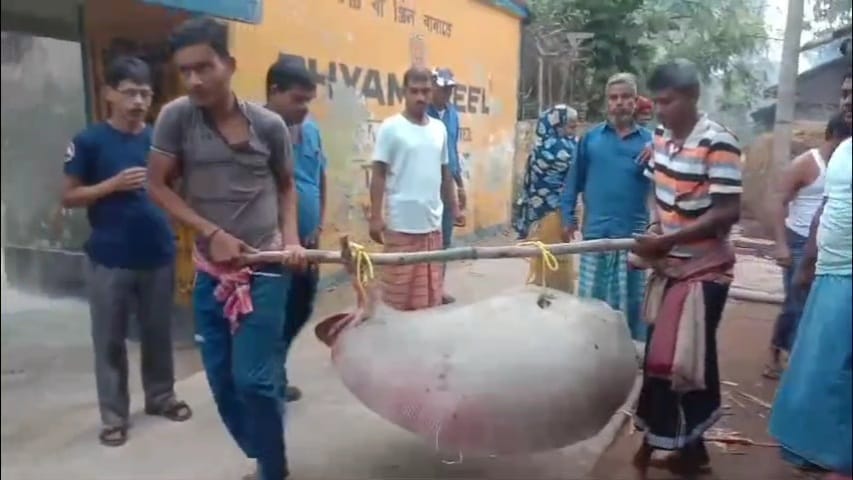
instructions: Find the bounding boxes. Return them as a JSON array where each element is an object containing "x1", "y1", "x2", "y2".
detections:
[{"x1": 644, "y1": 115, "x2": 743, "y2": 258}]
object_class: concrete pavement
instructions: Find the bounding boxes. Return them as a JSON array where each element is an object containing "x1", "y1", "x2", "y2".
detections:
[{"x1": 1, "y1": 253, "x2": 637, "y2": 480}]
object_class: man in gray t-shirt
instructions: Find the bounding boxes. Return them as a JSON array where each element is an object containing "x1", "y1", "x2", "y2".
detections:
[{"x1": 146, "y1": 17, "x2": 304, "y2": 480}]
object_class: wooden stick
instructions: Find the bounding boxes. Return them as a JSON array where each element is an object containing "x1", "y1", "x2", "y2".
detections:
[
  {"x1": 704, "y1": 436, "x2": 779, "y2": 448},
  {"x1": 243, "y1": 238, "x2": 637, "y2": 265},
  {"x1": 735, "y1": 390, "x2": 773, "y2": 409}
]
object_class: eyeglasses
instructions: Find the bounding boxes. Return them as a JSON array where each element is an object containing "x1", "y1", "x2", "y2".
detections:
[{"x1": 117, "y1": 88, "x2": 154, "y2": 100}]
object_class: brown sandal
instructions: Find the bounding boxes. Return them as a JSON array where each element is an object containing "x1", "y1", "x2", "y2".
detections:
[
  {"x1": 99, "y1": 425, "x2": 127, "y2": 447},
  {"x1": 145, "y1": 399, "x2": 192, "y2": 422}
]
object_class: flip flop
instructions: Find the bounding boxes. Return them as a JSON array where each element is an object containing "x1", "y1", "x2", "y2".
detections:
[
  {"x1": 145, "y1": 399, "x2": 193, "y2": 422},
  {"x1": 99, "y1": 425, "x2": 127, "y2": 447}
]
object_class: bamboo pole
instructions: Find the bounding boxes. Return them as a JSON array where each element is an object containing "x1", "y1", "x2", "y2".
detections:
[
  {"x1": 243, "y1": 238, "x2": 637, "y2": 265},
  {"x1": 242, "y1": 236, "x2": 785, "y2": 305}
]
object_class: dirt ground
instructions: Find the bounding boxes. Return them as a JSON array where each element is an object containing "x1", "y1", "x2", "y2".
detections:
[
  {"x1": 1, "y1": 230, "x2": 634, "y2": 480},
  {"x1": 1, "y1": 229, "x2": 797, "y2": 479},
  {"x1": 590, "y1": 299, "x2": 801, "y2": 480}
]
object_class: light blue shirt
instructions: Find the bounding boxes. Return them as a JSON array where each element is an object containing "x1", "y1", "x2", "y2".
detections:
[
  {"x1": 560, "y1": 122, "x2": 652, "y2": 239},
  {"x1": 294, "y1": 119, "x2": 326, "y2": 242},
  {"x1": 816, "y1": 137, "x2": 852, "y2": 276},
  {"x1": 427, "y1": 104, "x2": 461, "y2": 181}
]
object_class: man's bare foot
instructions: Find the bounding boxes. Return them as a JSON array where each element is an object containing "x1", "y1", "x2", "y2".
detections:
[
  {"x1": 763, "y1": 348, "x2": 784, "y2": 379},
  {"x1": 631, "y1": 442, "x2": 652, "y2": 480}
]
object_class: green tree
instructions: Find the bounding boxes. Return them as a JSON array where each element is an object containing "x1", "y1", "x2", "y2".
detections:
[
  {"x1": 527, "y1": 0, "x2": 770, "y2": 120},
  {"x1": 812, "y1": 0, "x2": 852, "y2": 30}
]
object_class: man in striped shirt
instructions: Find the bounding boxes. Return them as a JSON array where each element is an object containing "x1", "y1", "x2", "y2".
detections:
[{"x1": 630, "y1": 59, "x2": 743, "y2": 476}]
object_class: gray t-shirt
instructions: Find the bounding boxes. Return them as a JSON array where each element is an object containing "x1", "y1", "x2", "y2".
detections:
[{"x1": 151, "y1": 96, "x2": 292, "y2": 250}]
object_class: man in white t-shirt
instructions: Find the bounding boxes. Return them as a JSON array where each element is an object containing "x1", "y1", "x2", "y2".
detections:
[{"x1": 369, "y1": 66, "x2": 464, "y2": 311}]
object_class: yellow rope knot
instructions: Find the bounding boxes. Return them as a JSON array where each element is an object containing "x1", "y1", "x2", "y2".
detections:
[
  {"x1": 348, "y1": 241, "x2": 375, "y2": 291},
  {"x1": 517, "y1": 241, "x2": 559, "y2": 288}
]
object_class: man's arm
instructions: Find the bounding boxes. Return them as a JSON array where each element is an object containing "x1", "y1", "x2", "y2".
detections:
[
  {"x1": 369, "y1": 162, "x2": 387, "y2": 221},
  {"x1": 659, "y1": 194, "x2": 740, "y2": 246},
  {"x1": 646, "y1": 187, "x2": 659, "y2": 228},
  {"x1": 560, "y1": 134, "x2": 588, "y2": 228},
  {"x1": 273, "y1": 121, "x2": 299, "y2": 246},
  {"x1": 61, "y1": 176, "x2": 117, "y2": 208},
  {"x1": 800, "y1": 198, "x2": 825, "y2": 271},
  {"x1": 369, "y1": 121, "x2": 394, "y2": 222},
  {"x1": 441, "y1": 164, "x2": 458, "y2": 216},
  {"x1": 440, "y1": 132, "x2": 459, "y2": 216},
  {"x1": 61, "y1": 135, "x2": 115, "y2": 208},
  {"x1": 768, "y1": 158, "x2": 809, "y2": 247},
  {"x1": 452, "y1": 121, "x2": 464, "y2": 188},
  {"x1": 318, "y1": 137, "x2": 328, "y2": 232},
  {"x1": 369, "y1": 121, "x2": 392, "y2": 243},
  {"x1": 146, "y1": 101, "x2": 219, "y2": 237}
]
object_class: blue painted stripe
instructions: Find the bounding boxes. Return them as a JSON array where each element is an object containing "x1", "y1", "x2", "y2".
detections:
[
  {"x1": 487, "y1": 0, "x2": 530, "y2": 19},
  {"x1": 141, "y1": 0, "x2": 262, "y2": 24}
]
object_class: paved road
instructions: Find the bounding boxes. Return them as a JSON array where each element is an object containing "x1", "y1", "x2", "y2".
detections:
[{"x1": 2, "y1": 255, "x2": 635, "y2": 480}]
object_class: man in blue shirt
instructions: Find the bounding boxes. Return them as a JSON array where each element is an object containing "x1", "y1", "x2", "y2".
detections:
[
  {"x1": 561, "y1": 72, "x2": 652, "y2": 342},
  {"x1": 427, "y1": 67, "x2": 467, "y2": 304},
  {"x1": 266, "y1": 59, "x2": 326, "y2": 403},
  {"x1": 61, "y1": 56, "x2": 191, "y2": 447}
]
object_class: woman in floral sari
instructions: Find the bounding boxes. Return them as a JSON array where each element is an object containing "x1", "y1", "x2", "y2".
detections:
[{"x1": 514, "y1": 105, "x2": 578, "y2": 293}]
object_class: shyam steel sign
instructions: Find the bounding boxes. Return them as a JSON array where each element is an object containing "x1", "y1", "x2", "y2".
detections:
[{"x1": 278, "y1": 53, "x2": 493, "y2": 115}]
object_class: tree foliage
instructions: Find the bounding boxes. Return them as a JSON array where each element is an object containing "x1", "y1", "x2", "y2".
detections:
[
  {"x1": 812, "y1": 0, "x2": 852, "y2": 31},
  {"x1": 527, "y1": 0, "x2": 770, "y2": 120}
]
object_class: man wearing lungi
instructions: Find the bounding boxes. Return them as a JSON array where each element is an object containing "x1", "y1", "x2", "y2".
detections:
[
  {"x1": 561, "y1": 72, "x2": 653, "y2": 342},
  {"x1": 631, "y1": 59, "x2": 743, "y2": 477},
  {"x1": 146, "y1": 17, "x2": 306, "y2": 480},
  {"x1": 768, "y1": 71, "x2": 852, "y2": 480},
  {"x1": 369, "y1": 66, "x2": 463, "y2": 311}
]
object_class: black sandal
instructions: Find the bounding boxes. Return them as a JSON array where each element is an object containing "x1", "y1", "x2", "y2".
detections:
[
  {"x1": 145, "y1": 399, "x2": 193, "y2": 422},
  {"x1": 99, "y1": 425, "x2": 127, "y2": 447}
]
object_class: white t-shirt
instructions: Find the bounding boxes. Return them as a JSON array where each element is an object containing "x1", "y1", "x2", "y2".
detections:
[
  {"x1": 373, "y1": 113, "x2": 449, "y2": 233},
  {"x1": 816, "y1": 137, "x2": 852, "y2": 276}
]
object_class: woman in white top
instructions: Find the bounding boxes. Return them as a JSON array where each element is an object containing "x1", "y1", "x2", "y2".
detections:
[{"x1": 764, "y1": 113, "x2": 851, "y2": 379}]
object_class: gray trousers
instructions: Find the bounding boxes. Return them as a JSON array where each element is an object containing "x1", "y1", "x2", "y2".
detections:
[{"x1": 88, "y1": 261, "x2": 177, "y2": 428}]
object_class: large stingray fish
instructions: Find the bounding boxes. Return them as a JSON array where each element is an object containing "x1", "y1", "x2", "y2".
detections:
[{"x1": 316, "y1": 285, "x2": 638, "y2": 456}]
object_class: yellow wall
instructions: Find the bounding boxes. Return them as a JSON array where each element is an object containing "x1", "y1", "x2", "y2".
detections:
[{"x1": 229, "y1": 0, "x2": 522, "y2": 256}]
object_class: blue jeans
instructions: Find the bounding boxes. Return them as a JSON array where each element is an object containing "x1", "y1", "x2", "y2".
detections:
[
  {"x1": 281, "y1": 265, "x2": 318, "y2": 388},
  {"x1": 194, "y1": 268, "x2": 290, "y2": 480},
  {"x1": 771, "y1": 228, "x2": 808, "y2": 352}
]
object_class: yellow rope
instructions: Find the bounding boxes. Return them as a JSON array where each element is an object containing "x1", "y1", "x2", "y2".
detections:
[
  {"x1": 348, "y1": 242, "x2": 375, "y2": 295},
  {"x1": 517, "y1": 241, "x2": 559, "y2": 288}
]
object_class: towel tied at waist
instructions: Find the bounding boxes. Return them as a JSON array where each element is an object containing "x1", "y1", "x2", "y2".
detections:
[
  {"x1": 192, "y1": 232, "x2": 282, "y2": 334},
  {"x1": 640, "y1": 246, "x2": 735, "y2": 393}
]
